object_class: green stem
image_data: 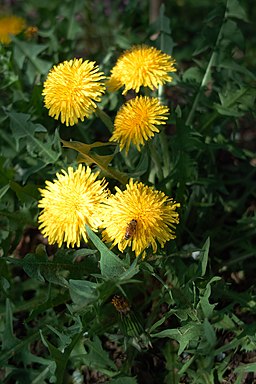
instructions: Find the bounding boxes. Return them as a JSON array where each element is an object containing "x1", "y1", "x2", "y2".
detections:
[
  {"x1": 185, "y1": 1, "x2": 228, "y2": 126},
  {"x1": 148, "y1": 141, "x2": 164, "y2": 181},
  {"x1": 95, "y1": 106, "x2": 114, "y2": 133},
  {"x1": 159, "y1": 130, "x2": 171, "y2": 184}
]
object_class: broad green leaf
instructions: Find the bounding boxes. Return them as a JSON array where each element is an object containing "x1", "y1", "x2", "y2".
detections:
[
  {"x1": 151, "y1": 323, "x2": 202, "y2": 355},
  {"x1": 214, "y1": 104, "x2": 244, "y2": 117},
  {"x1": 118, "y1": 258, "x2": 140, "y2": 281},
  {"x1": 149, "y1": 317, "x2": 168, "y2": 333},
  {"x1": 21, "y1": 160, "x2": 52, "y2": 183},
  {"x1": 0, "y1": 328, "x2": 42, "y2": 367},
  {"x1": 31, "y1": 360, "x2": 56, "y2": 384},
  {"x1": 215, "y1": 87, "x2": 251, "y2": 118},
  {"x1": 40, "y1": 330, "x2": 82, "y2": 384},
  {"x1": 9, "y1": 181, "x2": 39, "y2": 203},
  {"x1": 221, "y1": 19, "x2": 244, "y2": 48},
  {"x1": 86, "y1": 226, "x2": 129, "y2": 279},
  {"x1": 69, "y1": 279, "x2": 99, "y2": 306},
  {"x1": 219, "y1": 61, "x2": 256, "y2": 80},
  {"x1": 226, "y1": 0, "x2": 249, "y2": 22},
  {"x1": 46, "y1": 325, "x2": 72, "y2": 350},
  {"x1": 21, "y1": 252, "x2": 47, "y2": 283},
  {"x1": 62, "y1": 139, "x2": 128, "y2": 184},
  {"x1": 7, "y1": 247, "x2": 97, "y2": 286},
  {"x1": 203, "y1": 318, "x2": 217, "y2": 348},
  {"x1": 83, "y1": 336, "x2": 117, "y2": 371},
  {"x1": 8, "y1": 112, "x2": 60, "y2": 164},
  {"x1": 2, "y1": 299, "x2": 17, "y2": 350},
  {"x1": 12, "y1": 37, "x2": 52, "y2": 84},
  {"x1": 214, "y1": 314, "x2": 236, "y2": 330},
  {"x1": 198, "y1": 276, "x2": 221, "y2": 318},
  {"x1": 73, "y1": 248, "x2": 98, "y2": 258},
  {"x1": 182, "y1": 67, "x2": 203, "y2": 83}
]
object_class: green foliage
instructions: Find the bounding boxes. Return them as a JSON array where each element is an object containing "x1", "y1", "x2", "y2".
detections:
[{"x1": 0, "y1": 0, "x2": 255, "y2": 383}]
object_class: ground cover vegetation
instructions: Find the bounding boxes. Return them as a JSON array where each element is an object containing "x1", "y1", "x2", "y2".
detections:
[{"x1": 0, "y1": 0, "x2": 255, "y2": 383}]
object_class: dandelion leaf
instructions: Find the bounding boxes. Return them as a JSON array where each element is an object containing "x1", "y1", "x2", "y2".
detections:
[
  {"x1": 86, "y1": 225, "x2": 129, "y2": 279},
  {"x1": 62, "y1": 139, "x2": 128, "y2": 184}
]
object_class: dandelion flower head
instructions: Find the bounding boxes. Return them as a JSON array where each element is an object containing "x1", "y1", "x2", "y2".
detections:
[
  {"x1": 0, "y1": 15, "x2": 26, "y2": 44},
  {"x1": 107, "y1": 45, "x2": 176, "y2": 94},
  {"x1": 42, "y1": 58, "x2": 106, "y2": 126},
  {"x1": 100, "y1": 180, "x2": 180, "y2": 257},
  {"x1": 110, "y1": 96, "x2": 169, "y2": 153},
  {"x1": 38, "y1": 164, "x2": 108, "y2": 248}
]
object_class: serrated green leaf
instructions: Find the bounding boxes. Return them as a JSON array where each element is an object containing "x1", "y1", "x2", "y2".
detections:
[
  {"x1": 46, "y1": 325, "x2": 72, "y2": 350},
  {"x1": 9, "y1": 181, "x2": 39, "y2": 203},
  {"x1": 198, "y1": 276, "x2": 221, "y2": 318},
  {"x1": 61, "y1": 139, "x2": 128, "y2": 184},
  {"x1": 2, "y1": 299, "x2": 18, "y2": 350},
  {"x1": 219, "y1": 61, "x2": 256, "y2": 80},
  {"x1": 12, "y1": 37, "x2": 52, "y2": 82},
  {"x1": 86, "y1": 226, "x2": 129, "y2": 279},
  {"x1": 22, "y1": 252, "x2": 47, "y2": 283},
  {"x1": 203, "y1": 318, "x2": 217, "y2": 348},
  {"x1": 40, "y1": 330, "x2": 82, "y2": 384},
  {"x1": 226, "y1": 0, "x2": 249, "y2": 22},
  {"x1": 149, "y1": 317, "x2": 166, "y2": 333},
  {"x1": 214, "y1": 314, "x2": 236, "y2": 330},
  {"x1": 69, "y1": 279, "x2": 99, "y2": 306},
  {"x1": 151, "y1": 323, "x2": 202, "y2": 355},
  {"x1": 221, "y1": 19, "x2": 244, "y2": 48},
  {"x1": 84, "y1": 336, "x2": 117, "y2": 371},
  {"x1": 214, "y1": 104, "x2": 243, "y2": 117},
  {"x1": 118, "y1": 258, "x2": 140, "y2": 281},
  {"x1": 183, "y1": 67, "x2": 203, "y2": 83},
  {"x1": 8, "y1": 247, "x2": 96, "y2": 286},
  {"x1": 8, "y1": 112, "x2": 60, "y2": 163}
]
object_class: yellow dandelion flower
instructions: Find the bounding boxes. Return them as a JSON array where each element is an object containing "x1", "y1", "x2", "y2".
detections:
[
  {"x1": 100, "y1": 180, "x2": 180, "y2": 257},
  {"x1": 107, "y1": 45, "x2": 176, "y2": 94},
  {"x1": 38, "y1": 164, "x2": 108, "y2": 248},
  {"x1": 0, "y1": 15, "x2": 26, "y2": 44},
  {"x1": 42, "y1": 58, "x2": 106, "y2": 126},
  {"x1": 110, "y1": 96, "x2": 169, "y2": 153}
]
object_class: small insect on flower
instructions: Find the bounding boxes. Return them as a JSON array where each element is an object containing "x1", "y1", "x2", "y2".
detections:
[{"x1": 124, "y1": 219, "x2": 137, "y2": 240}]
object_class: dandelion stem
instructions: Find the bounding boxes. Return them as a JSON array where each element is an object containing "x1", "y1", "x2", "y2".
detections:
[
  {"x1": 95, "y1": 106, "x2": 114, "y2": 133},
  {"x1": 148, "y1": 141, "x2": 164, "y2": 181}
]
